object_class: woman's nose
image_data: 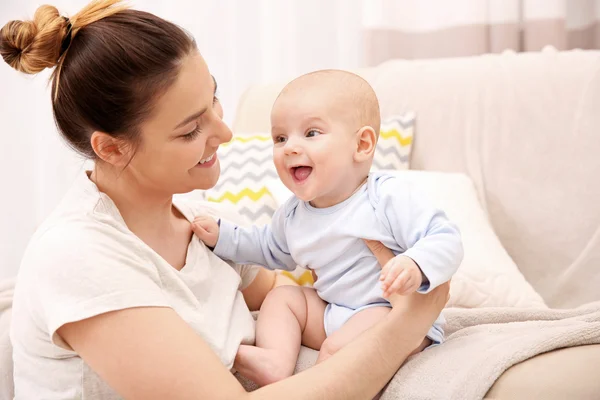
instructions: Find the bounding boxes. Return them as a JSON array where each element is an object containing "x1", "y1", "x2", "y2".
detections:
[{"x1": 210, "y1": 118, "x2": 233, "y2": 146}]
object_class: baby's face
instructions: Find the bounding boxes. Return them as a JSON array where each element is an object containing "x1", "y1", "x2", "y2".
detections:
[{"x1": 270, "y1": 90, "x2": 360, "y2": 207}]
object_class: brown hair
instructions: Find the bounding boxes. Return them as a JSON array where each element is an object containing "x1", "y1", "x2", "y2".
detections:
[{"x1": 0, "y1": 0, "x2": 196, "y2": 158}]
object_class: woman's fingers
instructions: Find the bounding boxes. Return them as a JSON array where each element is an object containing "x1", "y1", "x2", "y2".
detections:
[
  {"x1": 364, "y1": 239, "x2": 451, "y2": 309},
  {"x1": 440, "y1": 280, "x2": 451, "y2": 304},
  {"x1": 363, "y1": 239, "x2": 395, "y2": 268}
]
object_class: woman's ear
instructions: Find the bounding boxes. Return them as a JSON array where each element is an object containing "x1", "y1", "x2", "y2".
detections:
[
  {"x1": 354, "y1": 126, "x2": 378, "y2": 163},
  {"x1": 90, "y1": 131, "x2": 134, "y2": 167}
]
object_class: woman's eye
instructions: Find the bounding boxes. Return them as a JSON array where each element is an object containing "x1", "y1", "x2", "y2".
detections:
[
  {"x1": 182, "y1": 127, "x2": 201, "y2": 141},
  {"x1": 306, "y1": 130, "x2": 321, "y2": 138}
]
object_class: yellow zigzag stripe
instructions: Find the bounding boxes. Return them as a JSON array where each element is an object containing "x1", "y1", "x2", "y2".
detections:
[
  {"x1": 222, "y1": 135, "x2": 271, "y2": 147},
  {"x1": 281, "y1": 270, "x2": 315, "y2": 286},
  {"x1": 221, "y1": 132, "x2": 411, "y2": 148},
  {"x1": 380, "y1": 129, "x2": 412, "y2": 147},
  {"x1": 207, "y1": 187, "x2": 270, "y2": 203}
]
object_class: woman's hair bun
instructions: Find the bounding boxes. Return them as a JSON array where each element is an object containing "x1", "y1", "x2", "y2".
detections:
[{"x1": 0, "y1": 5, "x2": 69, "y2": 74}]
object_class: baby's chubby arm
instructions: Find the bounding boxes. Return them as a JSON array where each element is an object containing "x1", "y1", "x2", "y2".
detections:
[
  {"x1": 374, "y1": 176, "x2": 464, "y2": 296},
  {"x1": 192, "y1": 205, "x2": 297, "y2": 272}
]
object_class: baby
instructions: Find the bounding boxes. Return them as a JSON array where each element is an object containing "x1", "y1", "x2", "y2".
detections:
[{"x1": 193, "y1": 70, "x2": 463, "y2": 386}]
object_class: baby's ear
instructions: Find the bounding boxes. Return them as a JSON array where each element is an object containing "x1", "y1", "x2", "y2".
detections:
[{"x1": 354, "y1": 126, "x2": 378, "y2": 162}]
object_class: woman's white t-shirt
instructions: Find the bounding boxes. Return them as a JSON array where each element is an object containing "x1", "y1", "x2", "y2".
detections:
[{"x1": 10, "y1": 172, "x2": 259, "y2": 399}]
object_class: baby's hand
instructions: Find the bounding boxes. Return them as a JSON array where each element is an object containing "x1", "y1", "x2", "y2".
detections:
[
  {"x1": 380, "y1": 255, "x2": 423, "y2": 298},
  {"x1": 191, "y1": 215, "x2": 220, "y2": 248}
]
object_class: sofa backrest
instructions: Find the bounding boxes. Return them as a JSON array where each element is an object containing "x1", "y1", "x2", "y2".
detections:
[{"x1": 233, "y1": 49, "x2": 600, "y2": 308}]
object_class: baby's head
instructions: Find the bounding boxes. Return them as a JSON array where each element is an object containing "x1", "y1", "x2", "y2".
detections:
[{"x1": 270, "y1": 69, "x2": 380, "y2": 208}]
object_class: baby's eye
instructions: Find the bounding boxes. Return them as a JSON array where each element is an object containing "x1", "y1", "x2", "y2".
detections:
[
  {"x1": 274, "y1": 135, "x2": 287, "y2": 144},
  {"x1": 306, "y1": 130, "x2": 321, "y2": 138}
]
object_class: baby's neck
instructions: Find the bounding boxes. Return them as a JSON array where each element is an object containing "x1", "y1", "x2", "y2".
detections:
[{"x1": 309, "y1": 174, "x2": 369, "y2": 208}]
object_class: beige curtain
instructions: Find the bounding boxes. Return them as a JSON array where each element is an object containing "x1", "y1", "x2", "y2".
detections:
[{"x1": 363, "y1": 0, "x2": 600, "y2": 65}]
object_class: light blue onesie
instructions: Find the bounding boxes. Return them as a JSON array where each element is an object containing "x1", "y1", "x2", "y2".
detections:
[{"x1": 213, "y1": 171, "x2": 464, "y2": 343}]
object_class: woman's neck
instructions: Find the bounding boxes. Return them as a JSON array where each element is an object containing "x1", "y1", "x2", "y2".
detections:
[{"x1": 90, "y1": 164, "x2": 178, "y2": 236}]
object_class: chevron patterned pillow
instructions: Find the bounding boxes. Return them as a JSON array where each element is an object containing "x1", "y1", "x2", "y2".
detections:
[
  {"x1": 373, "y1": 112, "x2": 414, "y2": 171},
  {"x1": 203, "y1": 112, "x2": 414, "y2": 226},
  {"x1": 204, "y1": 134, "x2": 278, "y2": 225}
]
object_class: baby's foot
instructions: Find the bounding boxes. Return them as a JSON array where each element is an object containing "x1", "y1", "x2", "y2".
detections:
[{"x1": 234, "y1": 345, "x2": 295, "y2": 386}]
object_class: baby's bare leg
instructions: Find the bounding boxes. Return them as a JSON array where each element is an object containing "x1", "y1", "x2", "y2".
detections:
[{"x1": 234, "y1": 286, "x2": 327, "y2": 386}]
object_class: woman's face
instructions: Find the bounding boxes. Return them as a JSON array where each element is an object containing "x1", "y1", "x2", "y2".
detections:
[{"x1": 125, "y1": 51, "x2": 231, "y2": 195}]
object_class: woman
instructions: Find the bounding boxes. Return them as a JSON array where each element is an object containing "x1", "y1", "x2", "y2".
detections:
[{"x1": 0, "y1": 1, "x2": 449, "y2": 399}]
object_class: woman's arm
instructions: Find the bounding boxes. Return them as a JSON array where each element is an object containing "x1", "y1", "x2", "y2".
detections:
[
  {"x1": 242, "y1": 268, "x2": 298, "y2": 311},
  {"x1": 251, "y1": 240, "x2": 449, "y2": 399},
  {"x1": 58, "y1": 241, "x2": 448, "y2": 400},
  {"x1": 58, "y1": 307, "x2": 249, "y2": 400}
]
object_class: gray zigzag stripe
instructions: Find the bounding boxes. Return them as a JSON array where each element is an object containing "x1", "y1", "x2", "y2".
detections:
[
  {"x1": 213, "y1": 170, "x2": 278, "y2": 190},
  {"x1": 376, "y1": 146, "x2": 410, "y2": 161},
  {"x1": 238, "y1": 205, "x2": 276, "y2": 221},
  {"x1": 373, "y1": 161, "x2": 408, "y2": 170},
  {"x1": 224, "y1": 143, "x2": 273, "y2": 154},
  {"x1": 382, "y1": 117, "x2": 415, "y2": 130},
  {"x1": 221, "y1": 159, "x2": 276, "y2": 170}
]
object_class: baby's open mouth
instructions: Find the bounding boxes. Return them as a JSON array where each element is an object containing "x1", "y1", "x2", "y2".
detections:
[{"x1": 290, "y1": 166, "x2": 312, "y2": 182}]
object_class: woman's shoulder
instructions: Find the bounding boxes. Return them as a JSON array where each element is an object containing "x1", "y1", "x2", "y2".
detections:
[
  {"x1": 26, "y1": 171, "x2": 140, "y2": 261},
  {"x1": 21, "y1": 193, "x2": 154, "y2": 293},
  {"x1": 17, "y1": 217, "x2": 163, "y2": 323},
  {"x1": 35, "y1": 172, "x2": 125, "y2": 239},
  {"x1": 22, "y1": 215, "x2": 145, "y2": 277}
]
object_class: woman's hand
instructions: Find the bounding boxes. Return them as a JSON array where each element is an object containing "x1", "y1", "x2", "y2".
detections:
[{"x1": 363, "y1": 239, "x2": 450, "y2": 313}]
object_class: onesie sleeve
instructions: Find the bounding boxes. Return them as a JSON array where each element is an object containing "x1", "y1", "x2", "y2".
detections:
[
  {"x1": 213, "y1": 197, "x2": 299, "y2": 272},
  {"x1": 373, "y1": 175, "x2": 464, "y2": 292}
]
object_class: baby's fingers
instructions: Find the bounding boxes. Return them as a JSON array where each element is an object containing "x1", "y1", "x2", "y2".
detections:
[
  {"x1": 193, "y1": 215, "x2": 210, "y2": 223},
  {"x1": 381, "y1": 260, "x2": 402, "y2": 293},
  {"x1": 191, "y1": 222, "x2": 210, "y2": 237},
  {"x1": 386, "y1": 270, "x2": 413, "y2": 297},
  {"x1": 380, "y1": 260, "x2": 391, "y2": 281}
]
